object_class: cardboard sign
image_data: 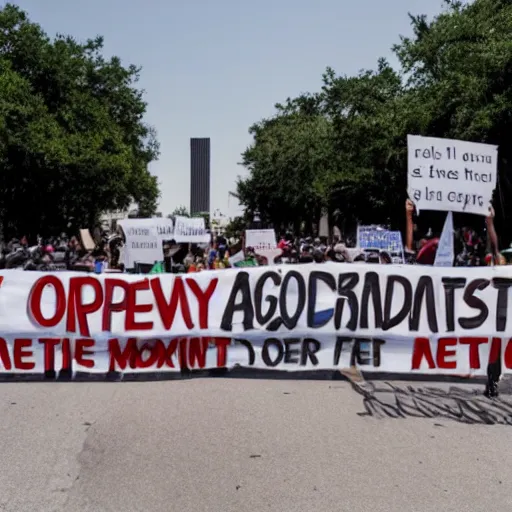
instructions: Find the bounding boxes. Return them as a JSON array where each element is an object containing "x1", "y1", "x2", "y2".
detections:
[
  {"x1": 118, "y1": 218, "x2": 174, "y2": 267},
  {"x1": 174, "y1": 216, "x2": 210, "y2": 243},
  {"x1": 407, "y1": 135, "x2": 498, "y2": 216},
  {"x1": 245, "y1": 229, "x2": 277, "y2": 250}
]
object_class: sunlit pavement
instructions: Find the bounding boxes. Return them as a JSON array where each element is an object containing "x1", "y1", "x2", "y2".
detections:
[{"x1": 0, "y1": 377, "x2": 510, "y2": 512}]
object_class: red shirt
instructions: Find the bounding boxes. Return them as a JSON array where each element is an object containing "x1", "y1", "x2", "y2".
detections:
[{"x1": 416, "y1": 238, "x2": 440, "y2": 265}]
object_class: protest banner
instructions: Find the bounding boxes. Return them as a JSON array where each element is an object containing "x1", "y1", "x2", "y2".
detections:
[
  {"x1": 407, "y1": 135, "x2": 498, "y2": 216},
  {"x1": 173, "y1": 216, "x2": 210, "y2": 244},
  {"x1": 0, "y1": 264, "x2": 510, "y2": 378},
  {"x1": 118, "y1": 218, "x2": 174, "y2": 268},
  {"x1": 2, "y1": 335, "x2": 502, "y2": 377}
]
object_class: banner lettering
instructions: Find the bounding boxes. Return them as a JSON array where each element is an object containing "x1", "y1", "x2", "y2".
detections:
[{"x1": 0, "y1": 263, "x2": 511, "y2": 377}]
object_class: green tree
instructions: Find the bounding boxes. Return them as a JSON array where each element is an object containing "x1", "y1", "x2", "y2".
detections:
[
  {"x1": 393, "y1": 0, "x2": 512, "y2": 238},
  {"x1": 237, "y1": 110, "x2": 336, "y2": 232},
  {"x1": 0, "y1": 4, "x2": 159, "y2": 239},
  {"x1": 223, "y1": 215, "x2": 249, "y2": 240},
  {"x1": 193, "y1": 211, "x2": 210, "y2": 229},
  {"x1": 168, "y1": 206, "x2": 210, "y2": 228},
  {"x1": 320, "y1": 59, "x2": 406, "y2": 228},
  {"x1": 238, "y1": 0, "x2": 512, "y2": 239},
  {"x1": 169, "y1": 206, "x2": 190, "y2": 218},
  {"x1": 237, "y1": 62, "x2": 406, "y2": 231}
]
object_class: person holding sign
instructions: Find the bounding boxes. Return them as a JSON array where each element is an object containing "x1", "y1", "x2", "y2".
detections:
[
  {"x1": 406, "y1": 197, "x2": 505, "y2": 266},
  {"x1": 405, "y1": 199, "x2": 440, "y2": 265}
]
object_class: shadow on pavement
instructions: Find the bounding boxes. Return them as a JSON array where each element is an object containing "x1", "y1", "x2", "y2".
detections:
[
  {"x1": 4, "y1": 368, "x2": 512, "y2": 425},
  {"x1": 349, "y1": 380, "x2": 512, "y2": 425}
]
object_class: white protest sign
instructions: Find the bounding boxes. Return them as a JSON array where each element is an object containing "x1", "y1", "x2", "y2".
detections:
[
  {"x1": 407, "y1": 135, "x2": 498, "y2": 216},
  {"x1": 118, "y1": 218, "x2": 174, "y2": 268},
  {"x1": 228, "y1": 250, "x2": 244, "y2": 266},
  {"x1": 174, "y1": 216, "x2": 210, "y2": 244},
  {"x1": 434, "y1": 211, "x2": 454, "y2": 267},
  {"x1": 245, "y1": 229, "x2": 277, "y2": 250}
]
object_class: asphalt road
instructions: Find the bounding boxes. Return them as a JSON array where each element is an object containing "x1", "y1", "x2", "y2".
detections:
[{"x1": 0, "y1": 377, "x2": 511, "y2": 512}]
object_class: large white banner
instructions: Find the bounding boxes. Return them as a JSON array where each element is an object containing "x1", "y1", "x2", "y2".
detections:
[
  {"x1": 407, "y1": 135, "x2": 498, "y2": 216},
  {"x1": 0, "y1": 264, "x2": 511, "y2": 377}
]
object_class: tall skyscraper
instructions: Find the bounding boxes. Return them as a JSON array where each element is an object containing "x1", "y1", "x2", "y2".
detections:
[{"x1": 190, "y1": 138, "x2": 210, "y2": 215}]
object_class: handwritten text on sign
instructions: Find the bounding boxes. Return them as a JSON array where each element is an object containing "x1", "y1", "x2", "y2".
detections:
[{"x1": 407, "y1": 135, "x2": 498, "y2": 216}]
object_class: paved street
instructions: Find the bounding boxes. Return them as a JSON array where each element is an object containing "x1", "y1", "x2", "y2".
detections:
[{"x1": 0, "y1": 377, "x2": 510, "y2": 512}]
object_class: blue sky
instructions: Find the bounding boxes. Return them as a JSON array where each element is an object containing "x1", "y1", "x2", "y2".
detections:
[{"x1": 11, "y1": 0, "x2": 444, "y2": 218}]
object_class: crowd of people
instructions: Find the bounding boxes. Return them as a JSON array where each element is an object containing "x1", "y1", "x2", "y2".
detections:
[
  {"x1": 1, "y1": 199, "x2": 507, "y2": 273},
  {"x1": 0, "y1": 232, "x2": 122, "y2": 272},
  {"x1": 164, "y1": 200, "x2": 508, "y2": 272}
]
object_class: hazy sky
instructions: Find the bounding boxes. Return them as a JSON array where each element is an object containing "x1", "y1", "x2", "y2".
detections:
[{"x1": 11, "y1": 0, "x2": 444, "y2": 218}]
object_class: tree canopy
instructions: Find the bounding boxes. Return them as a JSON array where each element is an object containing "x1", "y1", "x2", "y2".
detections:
[
  {"x1": 0, "y1": 4, "x2": 159, "y2": 239},
  {"x1": 237, "y1": 0, "x2": 512, "y2": 239}
]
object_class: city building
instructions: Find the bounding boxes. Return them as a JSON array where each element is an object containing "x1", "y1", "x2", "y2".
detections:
[{"x1": 190, "y1": 138, "x2": 210, "y2": 215}]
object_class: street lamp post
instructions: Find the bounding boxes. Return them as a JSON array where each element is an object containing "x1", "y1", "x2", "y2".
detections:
[{"x1": 252, "y1": 210, "x2": 261, "y2": 229}]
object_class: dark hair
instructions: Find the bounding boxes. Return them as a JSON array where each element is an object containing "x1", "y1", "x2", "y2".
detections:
[
  {"x1": 366, "y1": 253, "x2": 380, "y2": 264},
  {"x1": 313, "y1": 251, "x2": 324, "y2": 263},
  {"x1": 380, "y1": 251, "x2": 392, "y2": 264}
]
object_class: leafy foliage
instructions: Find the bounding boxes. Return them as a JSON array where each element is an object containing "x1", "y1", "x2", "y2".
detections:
[
  {"x1": 237, "y1": 0, "x2": 512, "y2": 240},
  {"x1": 168, "y1": 206, "x2": 190, "y2": 218},
  {"x1": 168, "y1": 206, "x2": 210, "y2": 229},
  {"x1": 0, "y1": 4, "x2": 159, "y2": 239}
]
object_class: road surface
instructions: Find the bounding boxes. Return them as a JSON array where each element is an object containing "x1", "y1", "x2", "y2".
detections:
[{"x1": 0, "y1": 376, "x2": 510, "y2": 512}]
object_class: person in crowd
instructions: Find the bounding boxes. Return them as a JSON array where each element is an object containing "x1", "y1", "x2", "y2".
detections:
[
  {"x1": 163, "y1": 241, "x2": 172, "y2": 272},
  {"x1": 379, "y1": 250, "x2": 392, "y2": 264},
  {"x1": 207, "y1": 245, "x2": 217, "y2": 268},
  {"x1": 238, "y1": 247, "x2": 258, "y2": 267},
  {"x1": 65, "y1": 236, "x2": 78, "y2": 268},
  {"x1": 196, "y1": 257, "x2": 206, "y2": 271},
  {"x1": 299, "y1": 244, "x2": 314, "y2": 263},
  {"x1": 366, "y1": 252, "x2": 380, "y2": 264},
  {"x1": 184, "y1": 247, "x2": 195, "y2": 268},
  {"x1": 277, "y1": 235, "x2": 288, "y2": 250},
  {"x1": 484, "y1": 206, "x2": 505, "y2": 265},
  {"x1": 313, "y1": 249, "x2": 325, "y2": 263},
  {"x1": 405, "y1": 199, "x2": 440, "y2": 264},
  {"x1": 216, "y1": 234, "x2": 228, "y2": 261},
  {"x1": 325, "y1": 248, "x2": 337, "y2": 262},
  {"x1": 353, "y1": 253, "x2": 366, "y2": 263},
  {"x1": 187, "y1": 258, "x2": 198, "y2": 273},
  {"x1": 333, "y1": 242, "x2": 350, "y2": 262},
  {"x1": 405, "y1": 198, "x2": 506, "y2": 266}
]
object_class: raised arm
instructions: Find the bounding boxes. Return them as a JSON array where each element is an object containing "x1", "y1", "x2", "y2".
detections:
[
  {"x1": 486, "y1": 206, "x2": 500, "y2": 262},
  {"x1": 405, "y1": 199, "x2": 415, "y2": 252}
]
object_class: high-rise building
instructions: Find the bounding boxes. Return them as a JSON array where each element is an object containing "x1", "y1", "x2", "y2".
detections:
[{"x1": 190, "y1": 138, "x2": 210, "y2": 215}]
